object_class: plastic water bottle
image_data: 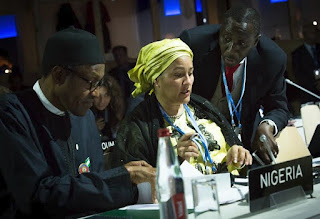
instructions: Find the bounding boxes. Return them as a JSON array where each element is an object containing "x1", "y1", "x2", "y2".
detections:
[{"x1": 156, "y1": 128, "x2": 187, "y2": 219}]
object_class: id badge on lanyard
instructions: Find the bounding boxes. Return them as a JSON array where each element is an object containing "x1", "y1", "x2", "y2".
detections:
[
  {"x1": 234, "y1": 126, "x2": 242, "y2": 141},
  {"x1": 158, "y1": 103, "x2": 218, "y2": 174},
  {"x1": 221, "y1": 57, "x2": 247, "y2": 141}
]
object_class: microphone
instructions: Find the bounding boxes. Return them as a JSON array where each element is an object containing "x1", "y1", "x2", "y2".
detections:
[
  {"x1": 259, "y1": 134, "x2": 277, "y2": 164},
  {"x1": 285, "y1": 79, "x2": 320, "y2": 100}
]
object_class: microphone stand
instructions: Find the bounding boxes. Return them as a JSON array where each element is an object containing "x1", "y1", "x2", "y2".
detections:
[{"x1": 285, "y1": 79, "x2": 320, "y2": 100}]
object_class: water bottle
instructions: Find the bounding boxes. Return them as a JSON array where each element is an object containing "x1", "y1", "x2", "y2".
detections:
[{"x1": 156, "y1": 128, "x2": 187, "y2": 219}]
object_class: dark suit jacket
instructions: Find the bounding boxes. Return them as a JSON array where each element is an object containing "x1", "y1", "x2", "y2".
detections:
[
  {"x1": 292, "y1": 43, "x2": 320, "y2": 103},
  {"x1": 180, "y1": 24, "x2": 289, "y2": 150}
]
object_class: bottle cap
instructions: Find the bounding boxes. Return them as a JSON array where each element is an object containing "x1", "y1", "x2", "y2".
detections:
[{"x1": 157, "y1": 128, "x2": 171, "y2": 137}]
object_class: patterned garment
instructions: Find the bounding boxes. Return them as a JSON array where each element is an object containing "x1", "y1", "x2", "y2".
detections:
[{"x1": 165, "y1": 105, "x2": 239, "y2": 175}]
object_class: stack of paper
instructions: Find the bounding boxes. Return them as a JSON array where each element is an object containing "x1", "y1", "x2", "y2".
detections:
[
  {"x1": 180, "y1": 161, "x2": 248, "y2": 208},
  {"x1": 129, "y1": 161, "x2": 248, "y2": 210}
]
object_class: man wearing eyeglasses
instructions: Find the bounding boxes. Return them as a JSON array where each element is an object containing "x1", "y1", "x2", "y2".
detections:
[{"x1": 0, "y1": 27, "x2": 156, "y2": 218}]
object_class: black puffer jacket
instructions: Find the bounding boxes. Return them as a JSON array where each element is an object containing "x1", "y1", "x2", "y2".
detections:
[{"x1": 108, "y1": 93, "x2": 241, "y2": 168}]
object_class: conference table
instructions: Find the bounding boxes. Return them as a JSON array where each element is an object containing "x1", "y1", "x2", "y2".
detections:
[
  {"x1": 84, "y1": 183, "x2": 320, "y2": 219},
  {"x1": 82, "y1": 124, "x2": 320, "y2": 219}
]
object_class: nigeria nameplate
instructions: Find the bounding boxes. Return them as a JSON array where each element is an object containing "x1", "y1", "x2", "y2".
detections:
[{"x1": 248, "y1": 155, "x2": 313, "y2": 212}]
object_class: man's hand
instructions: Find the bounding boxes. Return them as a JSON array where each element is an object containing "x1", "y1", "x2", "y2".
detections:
[
  {"x1": 226, "y1": 145, "x2": 252, "y2": 167},
  {"x1": 176, "y1": 132, "x2": 199, "y2": 162},
  {"x1": 124, "y1": 161, "x2": 157, "y2": 203},
  {"x1": 252, "y1": 122, "x2": 279, "y2": 164}
]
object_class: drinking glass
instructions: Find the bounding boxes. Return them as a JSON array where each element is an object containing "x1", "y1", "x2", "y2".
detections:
[{"x1": 192, "y1": 176, "x2": 220, "y2": 219}]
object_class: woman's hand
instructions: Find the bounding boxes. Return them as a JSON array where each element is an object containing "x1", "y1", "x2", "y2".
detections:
[
  {"x1": 96, "y1": 118, "x2": 106, "y2": 131},
  {"x1": 226, "y1": 145, "x2": 252, "y2": 167},
  {"x1": 176, "y1": 132, "x2": 199, "y2": 162}
]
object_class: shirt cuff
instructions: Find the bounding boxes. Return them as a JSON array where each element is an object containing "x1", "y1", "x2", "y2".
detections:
[{"x1": 259, "y1": 119, "x2": 278, "y2": 136}]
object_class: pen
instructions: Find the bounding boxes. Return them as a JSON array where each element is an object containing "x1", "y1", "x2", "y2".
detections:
[
  {"x1": 190, "y1": 133, "x2": 199, "y2": 140},
  {"x1": 252, "y1": 150, "x2": 265, "y2": 166},
  {"x1": 259, "y1": 134, "x2": 277, "y2": 164}
]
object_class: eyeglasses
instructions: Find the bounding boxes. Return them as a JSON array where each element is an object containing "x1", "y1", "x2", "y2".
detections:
[{"x1": 63, "y1": 67, "x2": 104, "y2": 92}]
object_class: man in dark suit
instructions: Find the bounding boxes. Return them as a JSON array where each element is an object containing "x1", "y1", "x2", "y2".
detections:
[
  {"x1": 180, "y1": 6, "x2": 289, "y2": 164},
  {"x1": 292, "y1": 23, "x2": 320, "y2": 104}
]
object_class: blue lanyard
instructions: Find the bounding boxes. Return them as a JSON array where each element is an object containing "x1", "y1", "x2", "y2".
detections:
[
  {"x1": 158, "y1": 103, "x2": 217, "y2": 172},
  {"x1": 221, "y1": 57, "x2": 247, "y2": 129}
]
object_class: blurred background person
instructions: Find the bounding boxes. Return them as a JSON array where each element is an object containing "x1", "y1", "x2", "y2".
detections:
[
  {"x1": 0, "y1": 48, "x2": 13, "y2": 88},
  {"x1": 292, "y1": 23, "x2": 320, "y2": 105},
  {"x1": 0, "y1": 49, "x2": 12, "y2": 70},
  {"x1": 8, "y1": 71, "x2": 30, "y2": 92},
  {"x1": 1, "y1": 49, "x2": 28, "y2": 92},
  {"x1": 109, "y1": 45, "x2": 136, "y2": 102},
  {"x1": 0, "y1": 85, "x2": 11, "y2": 96},
  {"x1": 91, "y1": 74, "x2": 125, "y2": 169}
]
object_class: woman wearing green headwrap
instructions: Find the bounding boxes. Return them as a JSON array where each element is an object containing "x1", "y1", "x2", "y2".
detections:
[{"x1": 108, "y1": 38, "x2": 252, "y2": 175}]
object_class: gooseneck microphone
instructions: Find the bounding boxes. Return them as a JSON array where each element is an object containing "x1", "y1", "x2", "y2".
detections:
[
  {"x1": 285, "y1": 79, "x2": 320, "y2": 100},
  {"x1": 259, "y1": 135, "x2": 277, "y2": 164}
]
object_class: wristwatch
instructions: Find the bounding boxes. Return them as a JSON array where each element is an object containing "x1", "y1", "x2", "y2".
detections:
[{"x1": 260, "y1": 119, "x2": 278, "y2": 135}]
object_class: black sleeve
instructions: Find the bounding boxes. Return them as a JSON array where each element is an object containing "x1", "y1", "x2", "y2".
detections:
[
  {"x1": 108, "y1": 95, "x2": 161, "y2": 168},
  {"x1": 0, "y1": 100, "x2": 137, "y2": 217},
  {"x1": 108, "y1": 118, "x2": 154, "y2": 168},
  {"x1": 262, "y1": 55, "x2": 289, "y2": 132}
]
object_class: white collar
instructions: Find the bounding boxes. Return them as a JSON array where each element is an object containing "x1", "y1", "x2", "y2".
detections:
[
  {"x1": 232, "y1": 57, "x2": 246, "y2": 85},
  {"x1": 33, "y1": 80, "x2": 65, "y2": 116}
]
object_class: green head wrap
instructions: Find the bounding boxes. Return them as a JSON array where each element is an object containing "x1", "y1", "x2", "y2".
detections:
[{"x1": 128, "y1": 38, "x2": 193, "y2": 97}]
